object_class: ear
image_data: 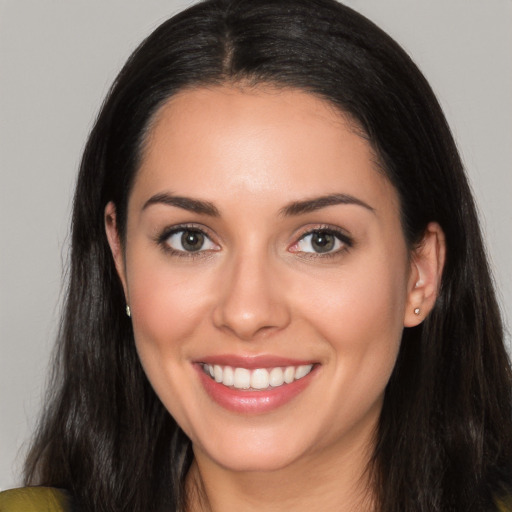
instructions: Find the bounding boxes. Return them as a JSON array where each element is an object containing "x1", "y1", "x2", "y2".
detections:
[
  {"x1": 404, "y1": 222, "x2": 446, "y2": 327},
  {"x1": 104, "y1": 201, "x2": 128, "y2": 297}
]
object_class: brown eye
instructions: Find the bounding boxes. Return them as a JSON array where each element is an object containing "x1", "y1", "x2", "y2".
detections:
[
  {"x1": 294, "y1": 229, "x2": 351, "y2": 255},
  {"x1": 310, "y1": 232, "x2": 335, "y2": 253},
  {"x1": 181, "y1": 230, "x2": 205, "y2": 252},
  {"x1": 163, "y1": 228, "x2": 218, "y2": 253}
]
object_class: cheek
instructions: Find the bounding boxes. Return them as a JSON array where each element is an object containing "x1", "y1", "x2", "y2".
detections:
[
  {"x1": 291, "y1": 259, "x2": 408, "y2": 441},
  {"x1": 125, "y1": 249, "x2": 213, "y2": 364},
  {"x1": 303, "y1": 258, "x2": 406, "y2": 325},
  {"x1": 294, "y1": 251, "x2": 409, "y2": 384},
  {"x1": 124, "y1": 252, "x2": 218, "y2": 425}
]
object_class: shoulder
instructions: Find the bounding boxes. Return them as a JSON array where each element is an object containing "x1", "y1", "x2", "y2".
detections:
[
  {"x1": 496, "y1": 493, "x2": 512, "y2": 512},
  {"x1": 0, "y1": 487, "x2": 72, "y2": 511}
]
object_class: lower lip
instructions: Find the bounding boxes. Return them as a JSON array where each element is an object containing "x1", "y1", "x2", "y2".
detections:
[{"x1": 195, "y1": 365, "x2": 317, "y2": 414}]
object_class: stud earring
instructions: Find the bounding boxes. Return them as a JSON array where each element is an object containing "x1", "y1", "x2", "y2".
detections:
[
  {"x1": 414, "y1": 307, "x2": 420, "y2": 315},
  {"x1": 126, "y1": 305, "x2": 131, "y2": 317}
]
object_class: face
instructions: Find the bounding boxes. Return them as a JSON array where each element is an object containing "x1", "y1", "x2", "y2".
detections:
[{"x1": 106, "y1": 86, "x2": 435, "y2": 474}]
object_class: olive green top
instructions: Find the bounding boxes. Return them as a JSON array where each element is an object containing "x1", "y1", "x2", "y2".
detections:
[
  {"x1": 498, "y1": 494, "x2": 512, "y2": 512},
  {"x1": 1, "y1": 486, "x2": 511, "y2": 511},
  {"x1": 0, "y1": 487, "x2": 70, "y2": 512}
]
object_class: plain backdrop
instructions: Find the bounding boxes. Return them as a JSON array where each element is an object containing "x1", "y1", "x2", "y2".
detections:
[{"x1": 1, "y1": 0, "x2": 511, "y2": 491}]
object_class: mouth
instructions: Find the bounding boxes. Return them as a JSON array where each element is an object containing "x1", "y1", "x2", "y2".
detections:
[
  {"x1": 195, "y1": 357, "x2": 319, "y2": 414},
  {"x1": 201, "y1": 363, "x2": 314, "y2": 391}
]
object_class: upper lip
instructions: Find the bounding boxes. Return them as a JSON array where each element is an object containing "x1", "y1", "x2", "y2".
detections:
[{"x1": 196, "y1": 354, "x2": 317, "y2": 369}]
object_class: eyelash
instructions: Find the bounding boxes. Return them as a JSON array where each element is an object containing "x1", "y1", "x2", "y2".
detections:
[
  {"x1": 155, "y1": 224, "x2": 353, "y2": 259},
  {"x1": 291, "y1": 225, "x2": 354, "y2": 259},
  {"x1": 156, "y1": 223, "x2": 219, "y2": 259}
]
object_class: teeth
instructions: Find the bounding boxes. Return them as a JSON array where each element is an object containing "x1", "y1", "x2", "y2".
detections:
[
  {"x1": 202, "y1": 363, "x2": 314, "y2": 390},
  {"x1": 295, "y1": 365, "x2": 312, "y2": 379},
  {"x1": 223, "y1": 365, "x2": 234, "y2": 386},
  {"x1": 284, "y1": 366, "x2": 295, "y2": 384},
  {"x1": 233, "y1": 367, "x2": 251, "y2": 389},
  {"x1": 269, "y1": 367, "x2": 284, "y2": 387},
  {"x1": 251, "y1": 368, "x2": 269, "y2": 390}
]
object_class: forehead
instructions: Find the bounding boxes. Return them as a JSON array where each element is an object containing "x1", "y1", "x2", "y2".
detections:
[{"x1": 133, "y1": 85, "x2": 398, "y2": 216}]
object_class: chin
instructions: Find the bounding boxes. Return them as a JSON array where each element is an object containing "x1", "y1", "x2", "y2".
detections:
[
  {"x1": 192, "y1": 425, "x2": 312, "y2": 473},
  {"x1": 204, "y1": 447, "x2": 302, "y2": 473}
]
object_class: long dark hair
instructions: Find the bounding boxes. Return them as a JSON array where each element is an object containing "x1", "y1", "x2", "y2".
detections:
[{"x1": 24, "y1": 1, "x2": 512, "y2": 510}]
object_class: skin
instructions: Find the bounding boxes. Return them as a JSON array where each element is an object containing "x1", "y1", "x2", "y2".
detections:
[{"x1": 105, "y1": 85, "x2": 445, "y2": 511}]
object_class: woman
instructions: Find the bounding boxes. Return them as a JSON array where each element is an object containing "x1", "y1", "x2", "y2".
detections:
[{"x1": 1, "y1": 0, "x2": 511, "y2": 510}]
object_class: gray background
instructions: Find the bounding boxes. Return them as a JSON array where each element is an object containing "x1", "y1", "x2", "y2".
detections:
[{"x1": 1, "y1": 0, "x2": 511, "y2": 491}]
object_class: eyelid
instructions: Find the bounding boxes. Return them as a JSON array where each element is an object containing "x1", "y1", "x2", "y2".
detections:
[
  {"x1": 154, "y1": 222, "x2": 352, "y2": 258},
  {"x1": 289, "y1": 224, "x2": 354, "y2": 255},
  {"x1": 156, "y1": 223, "x2": 221, "y2": 256}
]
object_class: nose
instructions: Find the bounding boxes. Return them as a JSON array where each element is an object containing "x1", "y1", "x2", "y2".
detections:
[{"x1": 212, "y1": 251, "x2": 291, "y2": 341}]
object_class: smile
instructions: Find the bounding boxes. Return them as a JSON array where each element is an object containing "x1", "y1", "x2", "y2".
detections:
[{"x1": 201, "y1": 363, "x2": 314, "y2": 390}]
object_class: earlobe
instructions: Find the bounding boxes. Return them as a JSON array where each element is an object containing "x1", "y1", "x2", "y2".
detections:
[
  {"x1": 404, "y1": 222, "x2": 446, "y2": 327},
  {"x1": 104, "y1": 201, "x2": 128, "y2": 296}
]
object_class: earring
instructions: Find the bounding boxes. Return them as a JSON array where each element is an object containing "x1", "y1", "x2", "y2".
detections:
[
  {"x1": 414, "y1": 307, "x2": 420, "y2": 315},
  {"x1": 126, "y1": 305, "x2": 131, "y2": 317}
]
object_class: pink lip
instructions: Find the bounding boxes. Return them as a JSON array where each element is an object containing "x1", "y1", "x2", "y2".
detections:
[{"x1": 194, "y1": 359, "x2": 318, "y2": 414}]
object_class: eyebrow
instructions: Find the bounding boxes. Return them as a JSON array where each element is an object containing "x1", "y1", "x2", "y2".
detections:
[
  {"x1": 142, "y1": 193, "x2": 220, "y2": 217},
  {"x1": 280, "y1": 193, "x2": 375, "y2": 216},
  {"x1": 142, "y1": 192, "x2": 374, "y2": 218}
]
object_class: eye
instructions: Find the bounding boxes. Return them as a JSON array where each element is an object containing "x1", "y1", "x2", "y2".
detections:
[
  {"x1": 164, "y1": 228, "x2": 218, "y2": 253},
  {"x1": 292, "y1": 229, "x2": 351, "y2": 255}
]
